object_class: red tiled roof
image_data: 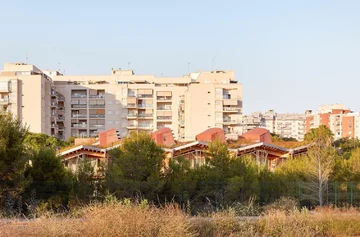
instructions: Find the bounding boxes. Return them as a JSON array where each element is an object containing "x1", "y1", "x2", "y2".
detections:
[{"x1": 242, "y1": 128, "x2": 269, "y2": 136}]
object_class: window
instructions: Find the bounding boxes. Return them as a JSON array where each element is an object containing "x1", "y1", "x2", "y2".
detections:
[
  {"x1": 108, "y1": 110, "x2": 113, "y2": 115},
  {"x1": 208, "y1": 91, "x2": 211, "y2": 93},
  {"x1": 208, "y1": 103, "x2": 211, "y2": 105}
]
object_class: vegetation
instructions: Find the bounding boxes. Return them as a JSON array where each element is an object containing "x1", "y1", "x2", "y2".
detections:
[
  {"x1": 2, "y1": 198, "x2": 360, "y2": 237},
  {"x1": 2, "y1": 112, "x2": 360, "y2": 219}
]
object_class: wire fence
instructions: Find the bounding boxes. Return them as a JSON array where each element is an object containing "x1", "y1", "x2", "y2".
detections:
[{"x1": 1, "y1": 181, "x2": 360, "y2": 215}]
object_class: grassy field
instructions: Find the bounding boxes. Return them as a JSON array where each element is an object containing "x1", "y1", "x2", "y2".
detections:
[{"x1": 1, "y1": 199, "x2": 360, "y2": 237}]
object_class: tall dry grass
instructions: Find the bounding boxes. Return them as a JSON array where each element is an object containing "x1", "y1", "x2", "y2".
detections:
[
  {"x1": 0, "y1": 200, "x2": 192, "y2": 237},
  {"x1": 2, "y1": 198, "x2": 360, "y2": 237}
]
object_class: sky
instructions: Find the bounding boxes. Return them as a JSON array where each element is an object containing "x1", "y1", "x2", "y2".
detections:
[{"x1": 1, "y1": 0, "x2": 360, "y2": 114}]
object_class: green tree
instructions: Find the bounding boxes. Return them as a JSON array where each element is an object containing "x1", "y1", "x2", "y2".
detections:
[
  {"x1": 24, "y1": 148, "x2": 73, "y2": 209},
  {"x1": 304, "y1": 125, "x2": 333, "y2": 146},
  {"x1": 105, "y1": 132, "x2": 165, "y2": 201},
  {"x1": 0, "y1": 113, "x2": 29, "y2": 200},
  {"x1": 24, "y1": 133, "x2": 59, "y2": 151}
]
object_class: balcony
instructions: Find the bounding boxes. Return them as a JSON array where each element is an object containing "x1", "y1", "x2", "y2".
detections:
[
  {"x1": 138, "y1": 113, "x2": 153, "y2": 119},
  {"x1": 71, "y1": 104, "x2": 87, "y2": 108},
  {"x1": 157, "y1": 116, "x2": 172, "y2": 121},
  {"x1": 157, "y1": 96, "x2": 172, "y2": 101},
  {"x1": 51, "y1": 124, "x2": 58, "y2": 129},
  {"x1": 89, "y1": 114, "x2": 105, "y2": 119},
  {"x1": 89, "y1": 124, "x2": 105, "y2": 129},
  {"x1": 138, "y1": 104, "x2": 153, "y2": 108},
  {"x1": 89, "y1": 104, "x2": 105, "y2": 108},
  {"x1": 179, "y1": 121, "x2": 185, "y2": 127},
  {"x1": 58, "y1": 106, "x2": 65, "y2": 110},
  {"x1": 0, "y1": 98, "x2": 9, "y2": 104},
  {"x1": 127, "y1": 113, "x2": 138, "y2": 118},
  {"x1": 51, "y1": 90, "x2": 58, "y2": 97},
  {"x1": 57, "y1": 116, "x2": 65, "y2": 122},
  {"x1": 51, "y1": 102, "x2": 58, "y2": 108},
  {"x1": 58, "y1": 96, "x2": 65, "y2": 102},
  {"x1": 127, "y1": 122, "x2": 138, "y2": 129},
  {"x1": 138, "y1": 124, "x2": 153, "y2": 129},
  {"x1": 127, "y1": 103, "x2": 137, "y2": 108},
  {"x1": 71, "y1": 94, "x2": 87, "y2": 98},
  {"x1": 223, "y1": 107, "x2": 241, "y2": 113},
  {"x1": 71, "y1": 114, "x2": 87, "y2": 118},
  {"x1": 89, "y1": 95, "x2": 105, "y2": 99},
  {"x1": 128, "y1": 93, "x2": 137, "y2": 97},
  {"x1": 223, "y1": 118, "x2": 239, "y2": 125},
  {"x1": 72, "y1": 124, "x2": 87, "y2": 128},
  {"x1": 157, "y1": 106, "x2": 171, "y2": 110},
  {"x1": 138, "y1": 94, "x2": 153, "y2": 98}
]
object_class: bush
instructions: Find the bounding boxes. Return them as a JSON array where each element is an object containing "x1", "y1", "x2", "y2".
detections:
[{"x1": 264, "y1": 196, "x2": 298, "y2": 214}]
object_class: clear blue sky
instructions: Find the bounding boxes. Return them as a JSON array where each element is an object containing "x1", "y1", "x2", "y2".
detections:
[{"x1": 1, "y1": 0, "x2": 360, "y2": 114}]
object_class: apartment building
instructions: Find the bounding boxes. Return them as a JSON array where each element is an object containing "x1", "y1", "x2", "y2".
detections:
[
  {"x1": 0, "y1": 63, "x2": 242, "y2": 141},
  {"x1": 240, "y1": 110, "x2": 306, "y2": 141},
  {"x1": 275, "y1": 113, "x2": 306, "y2": 141},
  {"x1": 305, "y1": 104, "x2": 352, "y2": 140},
  {"x1": 0, "y1": 63, "x2": 65, "y2": 139}
]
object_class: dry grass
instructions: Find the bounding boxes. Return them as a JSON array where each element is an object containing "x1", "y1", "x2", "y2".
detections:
[
  {"x1": 2, "y1": 200, "x2": 360, "y2": 237},
  {"x1": 0, "y1": 201, "x2": 192, "y2": 237}
]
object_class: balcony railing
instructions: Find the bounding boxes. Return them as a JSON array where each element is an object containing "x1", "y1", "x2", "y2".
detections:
[
  {"x1": 223, "y1": 119, "x2": 239, "y2": 124},
  {"x1": 0, "y1": 98, "x2": 9, "y2": 103},
  {"x1": 89, "y1": 104, "x2": 105, "y2": 108},
  {"x1": 138, "y1": 124, "x2": 153, "y2": 128},
  {"x1": 138, "y1": 104, "x2": 153, "y2": 108},
  {"x1": 128, "y1": 93, "x2": 137, "y2": 97},
  {"x1": 157, "y1": 116, "x2": 172, "y2": 120},
  {"x1": 58, "y1": 96, "x2": 65, "y2": 101},
  {"x1": 71, "y1": 114, "x2": 87, "y2": 118},
  {"x1": 57, "y1": 116, "x2": 65, "y2": 121},
  {"x1": 89, "y1": 114, "x2": 105, "y2": 118},
  {"x1": 89, "y1": 95, "x2": 105, "y2": 99},
  {"x1": 89, "y1": 124, "x2": 105, "y2": 128},
  {"x1": 71, "y1": 104, "x2": 87, "y2": 108},
  {"x1": 51, "y1": 102, "x2": 57, "y2": 107},
  {"x1": 127, "y1": 103, "x2": 137, "y2": 108},
  {"x1": 223, "y1": 107, "x2": 241, "y2": 111},
  {"x1": 127, "y1": 123, "x2": 138, "y2": 127},
  {"x1": 157, "y1": 96, "x2": 172, "y2": 101},
  {"x1": 72, "y1": 124, "x2": 87, "y2": 128},
  {"x1": 51, "y1": 124, "x2": 58, "y2": 128},
  {"x1": 138, "y1": 94, "x2": 153, "y2": 98},
  {"x1": 127, "y1": 113, "x2": 138, "y2": 117},
  {"x1": 138, "y1": 113, "x2": 153, "y2": 118},
  {"x1": 71, "y1": 94, "x2": 87, "y2": 98},
  {"x1": 157, "y1": 106, "x2": 171, "y2": 110}
]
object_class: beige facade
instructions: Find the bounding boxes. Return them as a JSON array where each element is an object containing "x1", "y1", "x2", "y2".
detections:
[
  {"x1": 0, "y1": 63, "x2": 242, "y2": 141},
  {"x1": 0, "y1": 63, "x2": 65, "y2": 139}
]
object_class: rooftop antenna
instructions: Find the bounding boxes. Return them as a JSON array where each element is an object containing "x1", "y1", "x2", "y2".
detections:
[
  {"x1": 187, "y1": 62, "x2": 190, "y2": 74},
  {"x1": 212, "y1": 57, "x2": 215, "y2": 70},
  {"x1": 128, "y1": 62, "x2": 130, "y2": 69},
  {"x1": 58, "y1": 62, "x2": 61, "y2": 71},
  {"x1": 25, "y1": 53, "x2": 28, "y2": 64}
]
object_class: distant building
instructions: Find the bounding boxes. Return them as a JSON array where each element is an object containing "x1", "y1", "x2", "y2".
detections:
[
  {"x1": 240, "y1": 110, "x2": 306, "y2": 141},
  {"x1": 306, "y1": 104, "x2": 354, "y2": 140},
  {"x1": 0, "y1": 63, "x2": 242, "y2": 141}
]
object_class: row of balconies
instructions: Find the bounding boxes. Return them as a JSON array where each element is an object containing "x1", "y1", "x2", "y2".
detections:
[{"x1": 71, "y1": 114, "x2": 105, "y2": 118}]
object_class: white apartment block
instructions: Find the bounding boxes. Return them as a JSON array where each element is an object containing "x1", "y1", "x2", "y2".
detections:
[
  {"x1": 274, "y1": 113, "x2": 306, "y2": 141},
  {"x1": 0, "y1": 63, "x2": 242, "y2": 141},
  {"x1": 240, "y1": 110, "x2": 306, "y2": 141}
]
